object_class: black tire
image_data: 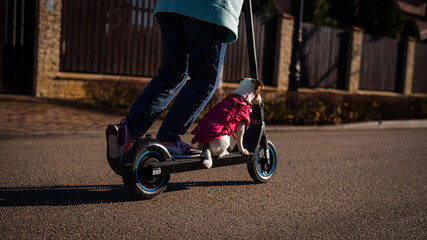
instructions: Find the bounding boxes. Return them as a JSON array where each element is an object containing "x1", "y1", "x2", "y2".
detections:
[
  {"x1": 121, "y1": 149, "x2": 170, "y2": 200},
  {"x1": 247, "y1": 140, "x2": 277, "y2": 183}
]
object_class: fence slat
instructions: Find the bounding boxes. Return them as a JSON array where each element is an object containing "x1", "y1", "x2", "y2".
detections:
[
  {"x1": 59, "y1": 0, "x2": 67, "y2": 70},
  {"x1": 91, "y1": 0, "x2": 101, "y2": 73},
  {"x1": 98, "y1": 0, "x2": 108, "y2": 73},
  {"x1": 124, "y1": 0, "x2": 133, "y2": 75},
  {"x1": 359, "y1": 34, "x2": 403, "y2": 92},
  {"x1": 70, "y1": 1, "x2": 80, "y2": 71},
  {"x1": 87, "y1": 0, "x2": 96, "y2": 72},
  {"x1": 222, "y1": 14, "x2": 274, "y2": 83},
  {"x1": 413, "y1": 42, "x2": 427, "y2": 93},
  {"x1": 77, "y1": 0, "x2": 87, "y2": 71},
  {"x1": 300, "y1": 23, "x2": 347, "y2": 89}
]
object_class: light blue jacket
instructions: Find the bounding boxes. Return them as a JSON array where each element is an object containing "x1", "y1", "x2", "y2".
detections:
[{"x1": 153, "y1": 0, "x2": 244, "y2": 43}]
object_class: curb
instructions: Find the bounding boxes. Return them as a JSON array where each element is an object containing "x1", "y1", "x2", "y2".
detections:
[{"x1": 267, "y1": 119, "x2": 427, "y2": 131}]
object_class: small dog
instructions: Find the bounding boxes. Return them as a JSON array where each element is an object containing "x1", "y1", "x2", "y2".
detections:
[{"x1": 191, "y1": 78, "x2": 263, "y2": 168}]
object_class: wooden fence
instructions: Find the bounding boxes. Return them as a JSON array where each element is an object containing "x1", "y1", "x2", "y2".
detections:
[
  {"x1": 412, "y1": 42, "x2": 427, "y2": 93},
  {"x1": 60, "y1": 0, "x2": 275, "y2": 84},
  {"x1": 300, "y1": 23, "x2": 348, "y2": 89},
  {"x1": 359, "y1": 34, "x2": 404, "y2": 92},
  {"x1": 59, "y1": 0, "x2": 425, "y2": 94},
  {"x1": 60, "y1": 0, "x2": 162, "y2": 77},
  {"x1": 223, "y1": 14, "x2": 276, "y2": 84}
]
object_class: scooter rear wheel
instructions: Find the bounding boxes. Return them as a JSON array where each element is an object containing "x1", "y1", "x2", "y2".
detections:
[
  {"x1": 247, "y1": 140, "x2": 277, "y2": 183},
  {"x1": 121, "y1": 149, "x2": 170, "y2": 200}
]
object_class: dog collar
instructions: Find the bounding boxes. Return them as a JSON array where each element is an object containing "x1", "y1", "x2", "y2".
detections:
[{"x1": 232, "y1": 94, "x2": 250, "y2": 105}]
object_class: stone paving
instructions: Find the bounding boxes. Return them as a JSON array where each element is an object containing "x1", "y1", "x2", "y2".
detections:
[
  {"x1": 0, "y1": 94, "x2": 137, "y2": 134},
  {"x1": 2, "y1": 93, "x2": 426, "y2": 135}
]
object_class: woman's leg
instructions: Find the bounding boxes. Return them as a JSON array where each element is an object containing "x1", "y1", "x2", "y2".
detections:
[
  {"x1": 125, "y1": 13, "x2": 190, "y2": 139},
  {"x1": 156, "y1": 15, "x2": 229, "y2": 142}
]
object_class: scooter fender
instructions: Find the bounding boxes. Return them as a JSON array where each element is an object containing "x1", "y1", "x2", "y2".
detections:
[
  {"x1": 245, "y1": 102, "x2": 267, "y2": 162},
  {"x1": 250, "y1": 124, "x2": 266, "y2": 163},
  {"x1": 231, "y1": 121, "x2": 265, "y2": 163},
  {"x1": 120, "y1": 137, "x2": 172, "y2": 171}
]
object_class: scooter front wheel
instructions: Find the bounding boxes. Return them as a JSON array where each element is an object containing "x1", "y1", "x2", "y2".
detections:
[
  {"x1": 121, "y1": 149, "x2": 170, "y2": 200},
  {"x1": 247, "y1": 140, "x2": 277, "y2": 183}
]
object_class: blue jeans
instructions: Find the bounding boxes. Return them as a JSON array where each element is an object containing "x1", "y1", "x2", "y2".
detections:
[{"x1": 126, "y1": 13, "x2": 228, "y2": 142}]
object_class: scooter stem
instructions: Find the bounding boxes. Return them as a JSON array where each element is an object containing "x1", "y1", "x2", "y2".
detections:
[{"x1": 243, "y1": 0, "x2": 258, "y2": 80}]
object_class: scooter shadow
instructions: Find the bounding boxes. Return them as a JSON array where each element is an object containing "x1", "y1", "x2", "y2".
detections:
[
  {"x1": 165, "y1": 180, "x2": 256, "y2": 193},
  {"x1": 0, "y1": 185, "x2": 132, "y2": 207},
  {"x1": 0, "y1": 181, "x2": 255, "y2": 206}
]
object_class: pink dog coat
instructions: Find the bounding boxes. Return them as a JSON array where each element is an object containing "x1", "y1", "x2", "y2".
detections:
[{"x1": 191, "y1": 94, "x2": 251, "y2": 144}]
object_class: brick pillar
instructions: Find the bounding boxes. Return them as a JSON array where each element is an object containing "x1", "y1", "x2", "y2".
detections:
[
  {"x1": 273, "y1": 14, "x2": 294, "y2": 91},
  {"x1": 402, "y1": 38, "x2": 416, "y2": 95},
  {"x1": 33, "y1": 0, "x2": 62, "y2": 97},
  {"x1": 345, "y1": 26, "x2": 364, "y2": 93}
]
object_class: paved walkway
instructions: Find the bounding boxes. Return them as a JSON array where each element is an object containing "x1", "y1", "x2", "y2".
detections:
[
  {"x1": 1, "y1": 94, "x2": 426, "y2": 135},
  {"x1": 0, "y1": 94, "x2": 162, "y2": 135}
]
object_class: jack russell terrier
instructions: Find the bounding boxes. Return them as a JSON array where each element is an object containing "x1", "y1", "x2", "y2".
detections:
[{"x1": 191, "y1": 78, "x2": 263, "y2": 168}]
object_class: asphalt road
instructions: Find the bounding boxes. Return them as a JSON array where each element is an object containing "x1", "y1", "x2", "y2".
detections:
[{"x1": 0, "y1": 129, "x2": 426, "y2": 239}]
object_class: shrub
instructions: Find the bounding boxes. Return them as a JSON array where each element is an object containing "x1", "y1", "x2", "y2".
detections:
[
  {"x1": 263, "y1": 91, "x2": 427, "y2": 125},
  {"x1": 91, "y1": 80, "x2": 427, "y2": 126}
]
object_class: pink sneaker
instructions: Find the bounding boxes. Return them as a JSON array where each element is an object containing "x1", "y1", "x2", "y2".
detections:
[
  {"x1": 157, "y1": 140, "x2": 202, "y2": 158},
  {"x1": 106, "y1": 119, "x2": 134, "y2": 162}
]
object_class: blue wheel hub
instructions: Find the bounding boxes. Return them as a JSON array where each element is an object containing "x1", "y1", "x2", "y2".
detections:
[
  {"x1": 256, "y1": 146, "x2": 275, "y2": 177},
  {"x1": 135, "y1": 151, "x2": 166, "y2": 191}
]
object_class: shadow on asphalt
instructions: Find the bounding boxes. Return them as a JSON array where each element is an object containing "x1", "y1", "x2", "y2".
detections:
[
  {"x1": 0, "y1": 185, "x2": 133, "y2": 206},
  {"x1": 0, "y1": 181, "x2": 254, "y2": 206},
  {"x1": 165, "y1": 180, "x2": 255, "y2": 193}
]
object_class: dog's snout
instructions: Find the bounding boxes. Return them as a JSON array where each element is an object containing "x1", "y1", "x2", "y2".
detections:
[{"x1": 252, "y1": 94, "x2": 262, "y2": 104}]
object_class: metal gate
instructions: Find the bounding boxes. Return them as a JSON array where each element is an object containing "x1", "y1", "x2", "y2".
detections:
[{"x1": 0, "y1": 0, "x2": 36, "y2": 94}]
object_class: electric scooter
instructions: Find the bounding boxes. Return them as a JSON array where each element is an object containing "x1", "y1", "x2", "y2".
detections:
[{"x1": 108, "y1": 0, "x2": 278, "y2": 200}]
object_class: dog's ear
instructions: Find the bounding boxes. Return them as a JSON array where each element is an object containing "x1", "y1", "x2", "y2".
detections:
[{"x1": 251, "y1": 79, "x2": 264, "y2": 97}]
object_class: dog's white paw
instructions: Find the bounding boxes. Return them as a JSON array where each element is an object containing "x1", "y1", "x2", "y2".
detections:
[
  {"x1": 203, "y1": 159, "x2": 213, "y2": 169},
  {"x1": 218, "y1": 151, "x2": 229, "y2": 158},
  {"x1": 203, "y1": 148, "x2": 213, "y2": 168},
  {"x1": 240, "y1": 148, "x2": 249, "y2": 155}
]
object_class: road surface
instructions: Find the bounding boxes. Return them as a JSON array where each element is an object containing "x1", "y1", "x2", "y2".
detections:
[{"x1": 1, "y1": 129, "x2": 426, "y2": 239}]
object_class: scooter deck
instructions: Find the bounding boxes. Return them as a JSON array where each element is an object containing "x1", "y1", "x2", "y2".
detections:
[{"x1": 149, "y1": 152, "x2": 253, "y2": 176}]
